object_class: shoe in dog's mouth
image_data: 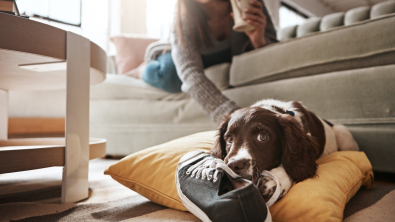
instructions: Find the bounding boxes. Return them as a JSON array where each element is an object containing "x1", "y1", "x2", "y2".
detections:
[
  {"x1": 252, "y1": 166, "x2": 262, "y2": 184},
  {"x1": 239, "y1": 173, "x2": 253, "y2": 181},
  {"x1": 232, "y1": 164, "x2": 261, "y2": 184}
]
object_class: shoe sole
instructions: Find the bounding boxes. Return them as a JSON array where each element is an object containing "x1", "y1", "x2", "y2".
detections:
[{"x1": 176, "y1": 151, "x2": 272, "y2": 222}]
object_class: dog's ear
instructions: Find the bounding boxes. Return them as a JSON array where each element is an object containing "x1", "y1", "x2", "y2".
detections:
[
  {"x1": 210, "y1": 115, "x2": 230, "y2": 160},
  {"x1": 278, "y1": 115, "x2": 320, "y2": 182}
]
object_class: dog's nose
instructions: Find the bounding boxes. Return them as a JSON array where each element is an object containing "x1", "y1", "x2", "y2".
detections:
[{"x1": 228, "y1": 159, "x2": 250, "y2": 174}]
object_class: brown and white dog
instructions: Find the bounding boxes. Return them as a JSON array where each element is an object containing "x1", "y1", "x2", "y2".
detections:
[{"x1": 210, "y1": 99, "x2": 359, "y2": 201}]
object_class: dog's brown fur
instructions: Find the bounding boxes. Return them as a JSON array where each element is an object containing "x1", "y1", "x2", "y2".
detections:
[
  {"x1": 211, "y1": 100, "x2": 359, "y2": 201},
  {"x1": 211, "y1": 106, "x2": 321, "y2": 183}
]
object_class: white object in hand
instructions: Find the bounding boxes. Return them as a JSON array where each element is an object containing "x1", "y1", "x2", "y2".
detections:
[{"x1": 230, "y1": 0, "x2": 256, "y2": 32}]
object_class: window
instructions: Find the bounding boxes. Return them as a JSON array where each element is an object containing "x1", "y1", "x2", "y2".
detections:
[
  {"x1": 146, "y1": 0, "x2": 177, "y2": 40},
  {"x1": 16, "y1": 0, "x2": 82, "y2": 26},
  {"x1": 16, "y1": 0, "x2": 109, "y2": 52},
  {"x1": 279, "y1": 3, "x2": 307, "y2": 29}
]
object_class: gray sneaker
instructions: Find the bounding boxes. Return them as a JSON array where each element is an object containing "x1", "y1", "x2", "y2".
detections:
[{"x1": 175, "y1": 151, "x2": 273, "y2": 222}]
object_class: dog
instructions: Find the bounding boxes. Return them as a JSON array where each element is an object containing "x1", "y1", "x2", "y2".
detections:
[{"x1": 210, "y1": 99, "x2": 359, "y2": 201}]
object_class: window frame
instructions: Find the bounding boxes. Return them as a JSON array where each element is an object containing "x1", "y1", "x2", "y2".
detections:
[
  {"x1": 281, "y1": 2, "x2": 309, "y2": 19},
  {"x1": 18, "y1": 0, "x2": 82, "y2": 27}
]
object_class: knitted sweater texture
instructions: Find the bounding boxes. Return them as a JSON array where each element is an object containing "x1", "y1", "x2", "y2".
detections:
[{"x1": 170, "y1": 1, "x2": 277, "y2": 123}]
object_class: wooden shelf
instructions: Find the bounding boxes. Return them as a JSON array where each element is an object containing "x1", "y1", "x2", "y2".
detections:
[
  {"x1": 8, "y1": 117, "x2": 65, "y2": 136},
  {"x1": 0, "y1": 138, "x2": 106, "y2": 174}
]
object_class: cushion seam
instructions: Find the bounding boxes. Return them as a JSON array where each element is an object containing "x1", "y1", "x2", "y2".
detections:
[
  {"x1": 340, "y1": 168, "x2": 373, "y2": 220},
  {"x1": 106, "y1": 172, "x2": 185, "y2": 207}
]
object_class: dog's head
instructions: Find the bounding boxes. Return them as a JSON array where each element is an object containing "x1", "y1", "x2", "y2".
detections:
[{"x1": 211, "y1": 106, "x2": 320, "y2": 183}]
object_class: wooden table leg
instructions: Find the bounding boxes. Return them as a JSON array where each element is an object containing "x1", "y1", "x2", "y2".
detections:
[
  {"x1": 0, "y1": 89, "x2": 7, "y2": 141},
  {"x1": 61, "y1": 32, "x2": 90, "y2": 203}
]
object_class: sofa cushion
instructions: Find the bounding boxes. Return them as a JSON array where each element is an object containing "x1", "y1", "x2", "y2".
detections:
[
  {"x1": 229, "y1": 14, "x2": 395, "y2": 86},
  {"x1": 111, "y1": 35, "x2": 158, "y2": 74},
  {"x1": 370, "y1": 0, "x2": 395, "y2": 19},
  {"x1": 90, "y1": 74, "x2": 188, "y2": 100},
  {"x1": 227, "y1": 65, "x2": 395, "y2": 123},
  {"x1": 204, "y1": 63, "x2": 230, "y2": 91},
  {"x1": 296, "y1": 17, "x2": 321, "y2": 37},
  {"x1": 320, "y1": 12, "x2": 344, "y2": 31},
  {"x1": 277, "y1": 25, "x2": 297, "y2": 42},
  {"x1": 91, "y1": 63, "x2": 231, "y2": 100},
  {"x1": 344, "y1": 6, "x2": 370, "y2": 26}
]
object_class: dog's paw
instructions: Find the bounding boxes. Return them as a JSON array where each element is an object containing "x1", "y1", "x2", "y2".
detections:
[{"x1": 257, "y1": 175, "x2": 277, "y2": 202}]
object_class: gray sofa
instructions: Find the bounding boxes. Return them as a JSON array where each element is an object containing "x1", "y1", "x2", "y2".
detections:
[{"x1": 90, "y1": 0, "x2": 395, "y2": 172}]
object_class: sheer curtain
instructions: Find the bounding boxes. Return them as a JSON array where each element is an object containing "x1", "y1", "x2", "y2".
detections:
[{"x1": 146, "y1": 0, "x2": 177, "y2": 40}]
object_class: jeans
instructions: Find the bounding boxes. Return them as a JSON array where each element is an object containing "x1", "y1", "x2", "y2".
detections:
[{"x1": 142, "y1": 52, "x2": 182, "y2": 93}]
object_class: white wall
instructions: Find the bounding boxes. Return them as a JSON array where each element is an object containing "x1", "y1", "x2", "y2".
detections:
[{"x1": 120, "y1": 0, "x2": 147, "y2": 34}]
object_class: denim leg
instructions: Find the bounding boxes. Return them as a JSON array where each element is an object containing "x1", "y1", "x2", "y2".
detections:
[{"x1": 142, "y1": 52, "x2": 182, "y2": 93}]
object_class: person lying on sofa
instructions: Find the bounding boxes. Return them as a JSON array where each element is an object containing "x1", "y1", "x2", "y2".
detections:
[{"x1": 136, "y1": 0, "x2": 278, "y2": 123}]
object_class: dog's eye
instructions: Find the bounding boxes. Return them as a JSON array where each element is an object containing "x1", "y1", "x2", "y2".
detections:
[
  {"x1": 226, "y1": 137, "x2": 233, "y2": 144},
  {"x1": 257, "y1": 133, "x2": 268, "y2": 142}
]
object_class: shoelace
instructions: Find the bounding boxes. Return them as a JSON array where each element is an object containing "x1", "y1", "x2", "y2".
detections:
[
  {"x1": 185, "y1": 155, "x2": 281, "y2": 207},
  {"x1": 186, "y1": 156, "x2": 240, "y2": 182}
]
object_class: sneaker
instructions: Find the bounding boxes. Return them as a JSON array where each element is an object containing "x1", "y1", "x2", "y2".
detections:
[{"x1": 175, "y1": 151, "x2": 273, "y2": 222}]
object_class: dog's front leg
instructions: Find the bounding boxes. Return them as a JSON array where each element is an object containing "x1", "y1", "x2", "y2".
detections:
[{"x1": 257, "y1": 165, "x2": 293, "y2": 203}]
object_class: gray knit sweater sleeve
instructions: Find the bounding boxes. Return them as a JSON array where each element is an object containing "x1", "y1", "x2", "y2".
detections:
[{"x1": 170, "y1": 23, "x2": 239, "y2": 124}]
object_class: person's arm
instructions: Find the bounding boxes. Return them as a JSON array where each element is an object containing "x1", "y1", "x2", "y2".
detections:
[{"x1": 170, "y1": 22, "x2": 239, "y2": 124}]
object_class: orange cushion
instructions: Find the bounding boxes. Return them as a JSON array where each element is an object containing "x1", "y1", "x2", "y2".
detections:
[{"x1": 104, "y1": 131, "x2": 374, "y2": 221}]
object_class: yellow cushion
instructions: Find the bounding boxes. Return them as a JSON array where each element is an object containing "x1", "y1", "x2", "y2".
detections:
[{"x1": 104, "y1": 131, "x2": 374, "y2": 221}]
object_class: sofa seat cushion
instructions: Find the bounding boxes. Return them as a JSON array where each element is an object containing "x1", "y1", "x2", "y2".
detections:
[
  {"x1": 226, "y1": 65, "x2": 395, "y2": 121},
  {"x1": 90, "y1": 74, "x2": 188, "y2": 101},
  {"x1": 91, "y1": 63, "x2": 231, "y2": 100},
  {"x1": 230, "y1": 13, "x2": 395, "y2": 86}
]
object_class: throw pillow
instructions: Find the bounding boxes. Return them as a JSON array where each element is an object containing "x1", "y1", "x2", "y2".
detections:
[{"x1": 111, "y1": 35, "x2": 158, "y2": 74}]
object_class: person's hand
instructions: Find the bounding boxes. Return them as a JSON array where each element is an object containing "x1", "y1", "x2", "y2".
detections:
[{"x1": 242, "y1": 1, "x2": 267, "y2": 49}]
